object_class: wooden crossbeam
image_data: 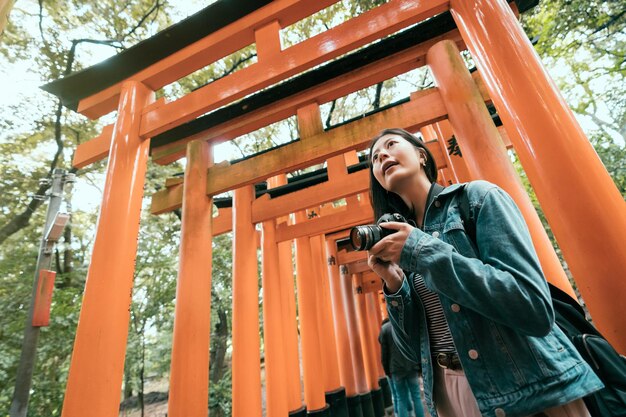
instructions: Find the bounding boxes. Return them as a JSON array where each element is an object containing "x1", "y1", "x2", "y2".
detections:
[
  {"x1": 150, "y1": 89, "x2": 447, "y2": 214},
  {"x1": 275, "y1": 204, "x2": 373, "y2": 242},
  {"x1": 204, "y1": 89, "x2": 445, "y2": 195},
  {"x1": 76, "y1": 0, "x2": 340, "y2": 119},
  {"x1": 251, "y1": 170, "x2": 370, "y2": 223},
  {"x1": 74, "y1": 31, "x2": 461, "y2": 169},
  {"x1": 139, "y1": 0, "x2": 449, "y2": 138}
]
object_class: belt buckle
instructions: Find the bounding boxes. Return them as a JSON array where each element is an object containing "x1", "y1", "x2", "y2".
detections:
[{"x1": 436, "y1": 353, "x2": 449, "y2": 369}]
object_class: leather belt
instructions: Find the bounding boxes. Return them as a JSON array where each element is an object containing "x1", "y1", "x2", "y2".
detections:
[{"x1": 435, "y1": 352, "x2": 462, "y2": 370}]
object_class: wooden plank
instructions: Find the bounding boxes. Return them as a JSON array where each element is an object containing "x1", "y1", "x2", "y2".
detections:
[
  {"x1": 346, "y1": 259, "x2": 372, "y2": 276},
  {"x1": 252, "y1": 169, "x2": 370, "y2": 223},
  {"x1": 151, "y1": 182, "x2": 184, "y2": 215},
  {"x1": 337, "y1": 249, "x2": 367, "y2": 265},
  {"x1": 213, "y1": 207, "x2": 232, "y2": 236},
  {"x1": 139, "y1": 0, "x2": 449, "y2": 138},
  {"x1": 151, "y1": 31, "x2": 463, "y2": 165},
  {"x1": 73, "y1": 124, "x2": 113, "y2": 169},
  {"x1": 275, "y1": 204, "x2": 373, "y2": 242},
  {"x1": 76, "y1": 0, "x2": 340, "y2": 119},
  {"x1": 72, "y1": 97, "x2": 166, "y2": 168}
]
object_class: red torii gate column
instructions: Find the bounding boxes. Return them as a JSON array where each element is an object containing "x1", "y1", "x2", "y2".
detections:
[
  {"x1": 451, "y1": 0, "x2": 626, "y2": 352},
  {"x1": 62, "y1": 81, "x2": 154, "y2": 417}
]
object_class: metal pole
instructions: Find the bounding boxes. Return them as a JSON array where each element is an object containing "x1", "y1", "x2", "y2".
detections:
[{"x1": 10, "y1": 168, "x2": 66, "y2": 417}]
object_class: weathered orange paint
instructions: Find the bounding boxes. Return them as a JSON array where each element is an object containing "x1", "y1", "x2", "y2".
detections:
[
  {"x1": 342, "y1": 272, "x2": 369, "y2": 395},
  {"x1": 326, "y1": 237, "x2": 358, "y2": 397},
  {"x1": 261, "y1": 218, "x2": 289, "y2": 417},
  {"x1": 451, "y1": 0, "x2": 626, "y2": 352},
  {"x1": 353, "y1": 274, "x2": 379, "y2": 391},
  {"x1": 427, "y1": 39, "x2": 576, "y2": 299},
  {"x1": 310, "y1": 234, "x2": 342, "y2": 392},
  {"x1": 232, "y1": 185, "x2": 262, "y2": 417},
  {"x1": 32, "y1": 270, "x2": 56, "y2": 327},
  {"x1": 433, "y1": 120, "x2": 472, "y2": 183},
  {"x1": 268, "y1": 176, "x2": 303, "y2": 412},
  {"x1": 168, "y1": 140, "x2": 213, "y2": 417},
  {"x1": 62, "y1": 81, "x2": 154, "y2": 417},
  {"x1": 294, "y1": 211, "x2": 327, "y2": 411},
  {"x1": 366, "y1": 293, "x2": 386, "y2": 379}
]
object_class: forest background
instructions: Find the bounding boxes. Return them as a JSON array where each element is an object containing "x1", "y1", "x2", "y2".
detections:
[{"x1": 0, "y1": 0, "x2": 624, "y2": 416}]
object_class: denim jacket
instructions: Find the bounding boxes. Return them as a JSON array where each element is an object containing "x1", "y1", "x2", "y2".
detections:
[{"x1": 385, "y1": 180, "x2": 602, "y2": 417}]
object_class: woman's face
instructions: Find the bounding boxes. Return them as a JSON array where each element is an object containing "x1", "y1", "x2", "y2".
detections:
[{"x1": 371, "y1": 133, "x2": 424, "y2": 192}]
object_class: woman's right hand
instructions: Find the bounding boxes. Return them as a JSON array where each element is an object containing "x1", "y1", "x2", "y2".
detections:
[{"x1": 367, "y1": 254, "x2": 404, "y2": 293}]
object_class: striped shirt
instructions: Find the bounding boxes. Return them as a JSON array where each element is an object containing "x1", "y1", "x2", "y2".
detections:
[{"x1": 412, "y1": 273, "x2": 456, "y2": 354}]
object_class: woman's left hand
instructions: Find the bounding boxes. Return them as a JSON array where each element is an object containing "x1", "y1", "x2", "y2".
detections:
[{"x1": 368, "y1": 221, "x2": 414, "y2": 264}]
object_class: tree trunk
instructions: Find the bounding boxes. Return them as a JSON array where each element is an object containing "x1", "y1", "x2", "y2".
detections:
[{"x1": 209, "y1": 308, "x2": 229, "y2": 383}]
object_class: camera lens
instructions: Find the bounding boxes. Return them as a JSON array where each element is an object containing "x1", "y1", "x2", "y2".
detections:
[
  {"x1": 350, "y1": 225, "x2": 382, "y2": 251},
  {"x1": 350, "y1": 227, "x2": 367, "y2": 251}
]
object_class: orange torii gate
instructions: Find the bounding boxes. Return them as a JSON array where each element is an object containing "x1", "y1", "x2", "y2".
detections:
[{"x1": 41, "y1": 0, "x2": 626, "y2": 416}]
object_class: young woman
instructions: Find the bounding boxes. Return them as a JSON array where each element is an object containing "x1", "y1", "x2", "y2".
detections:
[{"x1": 366, "y1": 128, "x2": 602, "y2": 417}]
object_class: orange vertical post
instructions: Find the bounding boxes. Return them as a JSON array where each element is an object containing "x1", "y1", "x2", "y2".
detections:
[
  {"x1": 269, "y1": 176, "x2": 304, "y2": 413},
  {"x1": 421, "y1": 124, "x2": 459, "y2": 184},
  {"x1": 433, "y1": 120, "x2": 472, "y2": 183},
  {"x1": 232, "y1": 185, "x2": 262, "y2": 417},
  {"x1": 353, "y1": 275, "x2": 379, "y2": 392},
  {"x1": 326, "y1": 238, "x2": 358, "y2": 398},
  {"x1": 62, "y1": 80, "x2": 154, "y2": 417},
  {"x1": 427, "y1": 39, "x2": 576, "y2": 300},
  {"x1": 261, "y1": 217, "x2": 289, "y2": 417},
  {"x1": 450, "y1": 0, "x2": 626, "y2": 352},
  {"x1": 366, "y1": 292, "x2": 385, "y2": 380},
  {"x1": 294, "y1": 211, "x2": 328, "y2": 413},
  {"x1": 310, "y1": 234, "x2": 342, "y2": 392},
  {"x1": 168, "y1": 140, "x2": 213, "y2": 417},
  {"x1": 341, "y1": 267, "x2": 373, "y2": 416},
  {"x1": 341, "y1": 269, "x2": 368, "y2": 395}
]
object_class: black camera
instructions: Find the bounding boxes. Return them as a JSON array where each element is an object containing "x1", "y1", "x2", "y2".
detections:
[{"x1": 350, "y1": 213, "x2": 409, "y2": 251}]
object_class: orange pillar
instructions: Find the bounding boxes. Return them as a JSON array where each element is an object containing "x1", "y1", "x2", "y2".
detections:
[
  {"x1": 261, "y1": 218, "x2": 289, "y2": 417},
  {"x1": 310, "y1": 234, "x2": 342, "y2": 392},
  {"x1": 366, "y1": 292, "x2": 385, "y2": 379},
  {"x1": 62, "y1": 81, "x2": 154, "y2": 417},
  {"x1": 294, "y1": 212, "x2": 327, "y2": 412},
  {"x1": 341, "y1": 269, "x2": 368, "y2": 395},
  {"x1": 450, "y1": 0, "x2": 626, "y2": 352},
  {"x1": 421, "y1": 125, "x2": 459, "y2": 184},
  {"x1": 427, "y1": 39, "x2": 575, "y2": 300},
  {"x1": 326, "y1": 239, "x2": 358, "y2": 397},
  {"x1": 269, "y1": 176, "x2": 304, "y2": 413},
  {"x1": 353, "y1": 275, "x2": 379, "y2": 392},
  {"x1": 232, "y1": 185, "x2": 262, "y2": 417},
  {"x1": 168, "y1": 140, "x2": 213, "y2": 417},
  {"x1": 433, "y1": 120, "x2": 472, "y2": 183}
]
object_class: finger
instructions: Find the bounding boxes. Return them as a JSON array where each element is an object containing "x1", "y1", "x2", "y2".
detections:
[{"x1": 378, "y1": 221, "x2": 408, "y2": 230}]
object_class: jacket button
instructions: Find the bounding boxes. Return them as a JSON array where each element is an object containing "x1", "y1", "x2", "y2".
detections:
[
  {"x1": 432, "y1": 231, "x2": 440, "y2": 238},
  {"x1": 390, "y1": 300, "x2": 399, "y2": 307},
  {"x1": 434, "y1": 200, "x2": 441, "y2": 208},
  {"x1": 495, "y1": 408, "x2": 506, "y2": 417},
  {"x1": 451, "y1": 304, "x2": 461, "y2": 312},
  {"x1": 468, "y1": 349, "x2": 479, "y2": 360}
]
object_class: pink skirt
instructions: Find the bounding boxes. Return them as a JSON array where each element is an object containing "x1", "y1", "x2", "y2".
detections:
[{"x1": 432, "y1": 366, "x2": 591, "y2": 417}]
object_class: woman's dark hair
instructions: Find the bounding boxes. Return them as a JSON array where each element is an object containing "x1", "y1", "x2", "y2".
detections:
[{"x1": 368, "y1": 128, "x2": 438, "y2": 221}]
